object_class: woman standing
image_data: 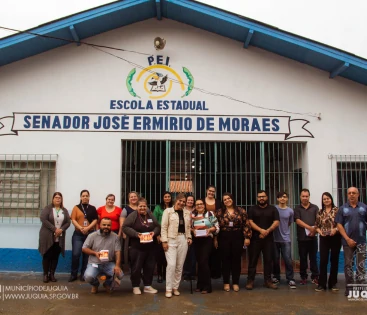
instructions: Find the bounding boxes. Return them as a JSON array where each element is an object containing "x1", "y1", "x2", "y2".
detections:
[
  {"x1": 183, "y1": 195, "x2": 196, "y2": 281},
  {"x1": 205, "y1": 185, "x2": 222, "y2": 279},
  {"x1": 153, "y1": 191, "x2": 173, "y2": 283},
  {"x1": 119, "y1": 191, "x2": 140, "y2": 265},
  {"x1": 161, "y1": 193, "x2": 192, "y2": 298},
  {"x1": 192, "y1": 199, "x2": 219, "y2": 293},
  {"x1": 39, "y1": 192, "x2": 71, "y2": 283},
  {"x1": 97, "y1": 194, "x2": 122, "y2": 234},
  {"x1": 119, "y1": 191, "x2": 139, "y2": 236},
  {"x1": 216, "y1": 192, "x2": 251, "y2": 292},
  {"x1": 123, "y1": 198, "x2": 161, "y2": 295},
  {"x1": 315, "y1": 192, "x2": 341, "y2": 292},
  {"x1": 69, "y1": 190, "x2": 98, "y2": 282}
]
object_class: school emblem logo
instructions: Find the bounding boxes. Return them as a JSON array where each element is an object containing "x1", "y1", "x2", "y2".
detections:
[{"x1": 126, "y1": 55, "x2": 194, "y2": 99}]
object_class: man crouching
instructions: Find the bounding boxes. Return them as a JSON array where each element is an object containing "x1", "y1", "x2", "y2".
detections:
[{"x1": 82, "y1": 217, "x2": 122, "y2": 293}]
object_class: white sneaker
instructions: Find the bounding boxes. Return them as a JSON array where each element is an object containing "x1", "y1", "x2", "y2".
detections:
[
  {"x1": 144, "y1": 286, "x2": 158, "y2": 294},
  {"x1": 173, "y1": 289, "x2": 180, "y2": 296},
  {"x1": 133, "y1": 287, "x2": 141, "y2": 295},
  {"x1": 165, "y1": 291, "x2": 172, "y2": 298}
]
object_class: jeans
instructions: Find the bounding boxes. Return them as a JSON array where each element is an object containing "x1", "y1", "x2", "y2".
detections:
[
  {"x1": 319, "y1": 235, "x2": 341, "y2": 289},
  {"x1": 84, "y1": 262, "x2": 115, "y2": 287},
  {"x1": 343, "y1": 244, "x2": 366, "y2": 287},
  {"x1": 298, "y1": 240, "x2": 319, "y2": 280},
  {"x1": 248, "y1": 237, "x2": 273, "y2": 282},
  {"x1": 71, "y1": 231, "x2": 89, "y2": 277},
  {"x1": 272, "y1": 242, "x2": 294, "y2": 282}
]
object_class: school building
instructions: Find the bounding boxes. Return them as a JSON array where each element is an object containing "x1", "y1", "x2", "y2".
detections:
[{"x1": 0, "y1": 0, "x2": 366, "y2": 272}]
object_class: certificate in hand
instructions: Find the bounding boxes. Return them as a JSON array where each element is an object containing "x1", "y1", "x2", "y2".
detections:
[
  {"x1": 195, "y1": 229, "x2": 207, "y2": 237},
  {"x1": 140, "y1": 232, "x2": 153, "y2": 243}
]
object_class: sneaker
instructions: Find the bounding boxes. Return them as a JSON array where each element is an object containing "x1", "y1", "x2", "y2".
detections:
[
  {"x1": 311, "y1": 278, "x2": 319, "y2": 285},
  {"x1": 133, "y1": 287, "x2": 142, "y2": 295},
  {"x1": 172, "y1": 289, "x2": 180, "y2": 296},
  {"x1": 315, "y1": 285, "x2": 325, "y2": 292},
  {"x1": 300, "y1": 279, "x2": 307, "y2": 285},
  {"x1": 165, "y1": 291, "x2": 172, "y2": 298},
  {"x1": 272, "y1": 277, "x2": 280, "y2": 284},
  {"x1": 288, "y1": 280, "x2": 297, "y2": 289},
  {"x1": 330, "y1": 285, "x2": 339, "y2": 292},
  {"x1": 144, "y1": 286, "x2": 158, "y2": 294}
]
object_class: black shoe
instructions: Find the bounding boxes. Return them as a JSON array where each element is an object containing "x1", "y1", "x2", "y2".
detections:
[
  {"x1": 49, "y1": 273, "x2": 57, "y2": 282},
  {"x1": 68, "y1": 275, "x2": 77, "y2": 282},
  {"x1": 315, "y1": 285, "x2": 325, "y2": 292},
  {"x1": 43, "y1": 274, "x2": 49, "y2": 283}
]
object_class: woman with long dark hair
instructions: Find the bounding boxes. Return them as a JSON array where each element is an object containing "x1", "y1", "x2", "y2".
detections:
[
  {"x1": 39, "y1": 192, "x2": 71, "y2": 283},
  {"x1": 192, "y1": 198, "x2": 219, "y2": 293},
  {"x1": 216, "y1": 192, "x2": 251, "y2": 292},
  {"x1": 69, "y1": 190, "x2": 98, "y2": 282},
  {"x1": 315, "y1": 192, "x2": 341, "y2": 292},
  {"x1": 153, "y1": 191, "x2": 173, "y2": 283}
]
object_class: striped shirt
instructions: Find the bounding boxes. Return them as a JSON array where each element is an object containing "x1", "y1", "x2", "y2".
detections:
[{"x1": 191, "y1": 211, "x2": 220, "y2": 237}]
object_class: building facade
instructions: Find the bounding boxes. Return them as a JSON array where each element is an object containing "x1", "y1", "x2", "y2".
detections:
[{"x1": 0, "y1": 0, "x2": 366, "y2": 272}]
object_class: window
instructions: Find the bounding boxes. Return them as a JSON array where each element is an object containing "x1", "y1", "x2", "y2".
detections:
[
  {"x1": 330, "y1": 155, "x2": 367, "y2": 205},
  {"x1": 0, "y1": 155, "x2": 57, "y2": 223}
]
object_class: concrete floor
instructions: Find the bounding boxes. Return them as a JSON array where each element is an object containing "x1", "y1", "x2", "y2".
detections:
[{"x1": 0, "y1": 272, "x2": 365, "y2": 315}]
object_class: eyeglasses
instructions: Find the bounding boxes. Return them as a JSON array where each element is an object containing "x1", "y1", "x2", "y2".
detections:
[
  {"x1": 195, "y1": 203, "x2": 204, "y2": 206},
  {"x1": 208, "y1": 190, "x2": 216, "y2": 193}
]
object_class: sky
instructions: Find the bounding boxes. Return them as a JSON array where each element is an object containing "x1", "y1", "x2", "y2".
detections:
[{"x1": 0, "y1": 0, "x2": 366, "y2": 59}]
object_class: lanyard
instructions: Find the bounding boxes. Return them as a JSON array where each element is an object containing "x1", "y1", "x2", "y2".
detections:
[
  {"x1": 55, "y1": 208, "x2": 61, "y2": 217},
  {"x1": 81, "y1": 204, "x2": 88, "y2": 218}
]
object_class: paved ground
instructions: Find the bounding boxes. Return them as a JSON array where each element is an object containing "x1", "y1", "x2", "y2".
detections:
[{"x1": 0, "y1": 272, "x2": 365, "y2": 315}]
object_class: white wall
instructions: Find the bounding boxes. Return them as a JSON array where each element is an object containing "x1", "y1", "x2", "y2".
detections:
[{"x1": 1, "y1": 18, "x2": 367, "y2": 250}]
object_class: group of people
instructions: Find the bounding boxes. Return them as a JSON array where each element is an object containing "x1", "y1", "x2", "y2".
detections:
[{"x1": 38, "y1": 186, "x2": 367, "y2": 297}]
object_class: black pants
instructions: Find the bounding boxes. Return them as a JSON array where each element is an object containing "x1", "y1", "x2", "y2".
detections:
[
  {"x1": 248, "y1": 237, "x2": 273, "y2": 281},
  {"x1": 194, "y1": 237, "x2": 213, "y2": 292},
  {"x1": 209, "y1": 238, "x2": 222, "y2": 279},
  {"x1": 155, "y1": 243, "x2": 167, "y2": 278},
  {"x1": 129, "y1": 246, "x2": 156, "y2": 287},
  {"x1": 43, "y1": 242, "x2": 61, "y2": 274},
  {"x1": 183, "y1": 242, "x2": 196, "y2": 278},
  {"x1": 219, "y1": 230, "x2": 243, "y2": 285},
  {"x1": 319, "y1": 235, "x2": 341, "y2": 288},
  {"x1": 298, "y1": 240, "x2": 319, "y2": 280}
]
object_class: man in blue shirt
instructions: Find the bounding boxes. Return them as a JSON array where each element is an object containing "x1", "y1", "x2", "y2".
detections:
[
  {"x1": 272, "y1": 192, "x2": 296, "y2": 289},
  {"x1": 335, "y1": 187, "x2": 367, "y2": 296}
]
